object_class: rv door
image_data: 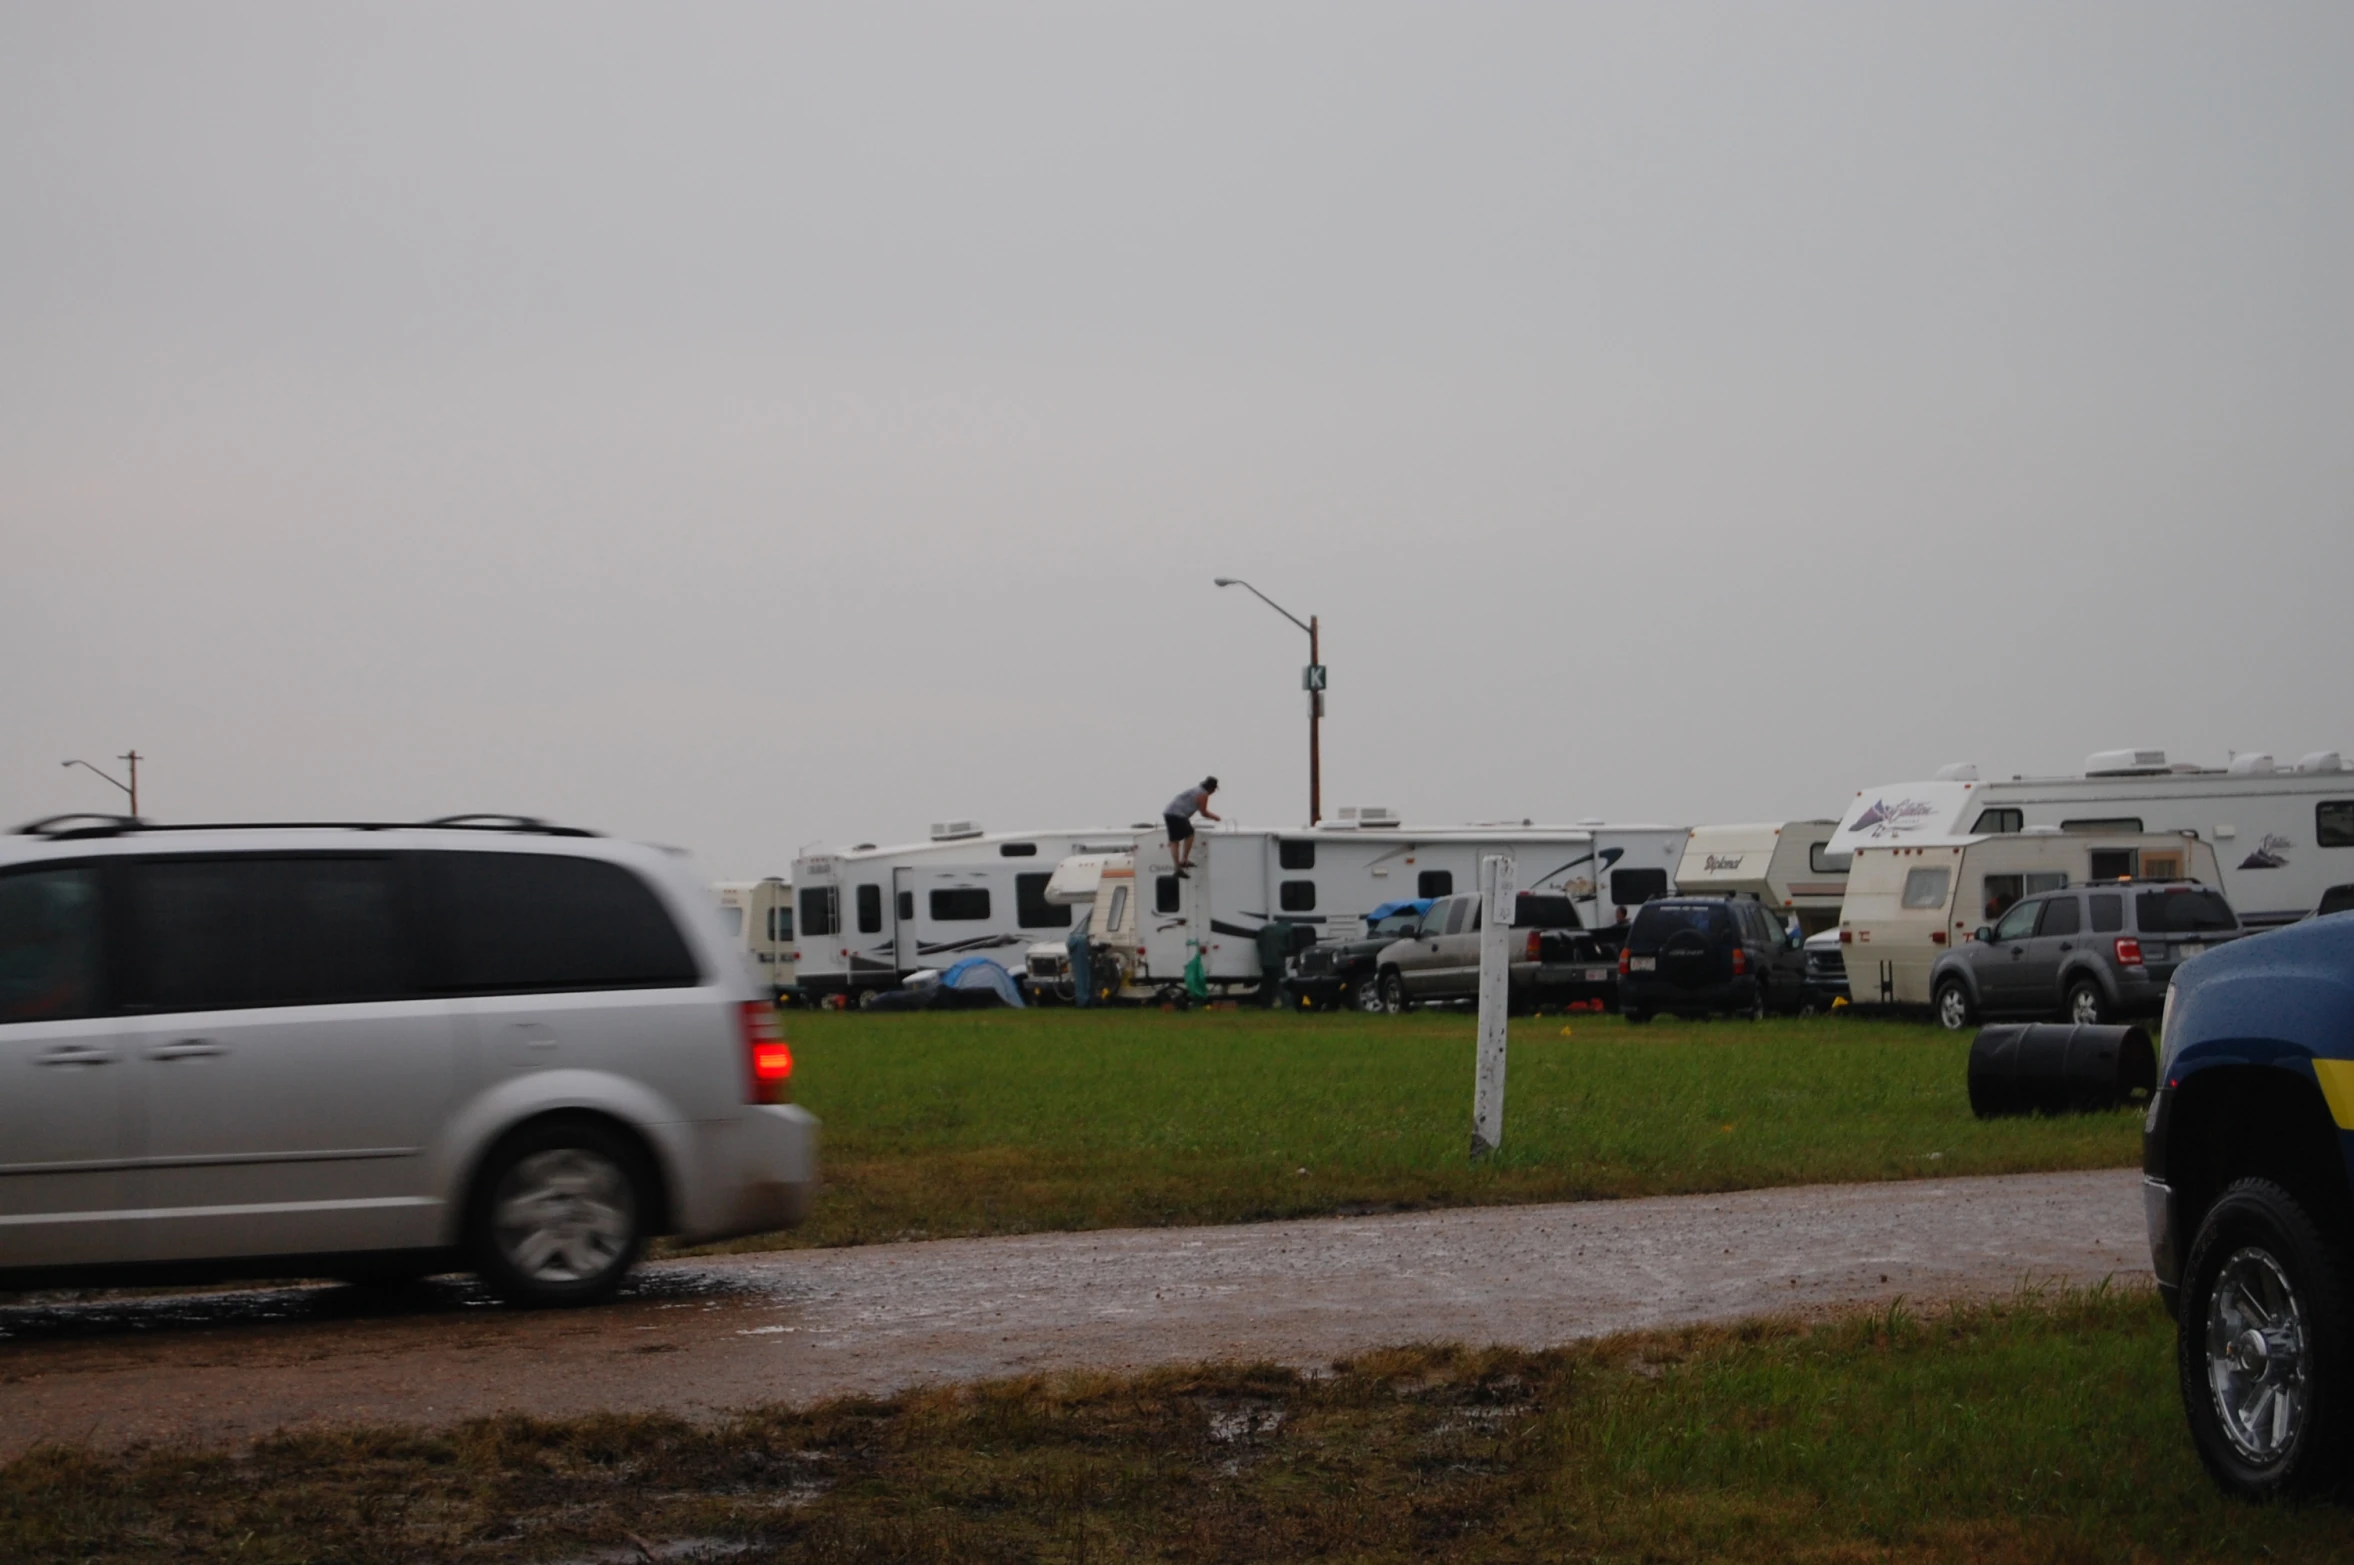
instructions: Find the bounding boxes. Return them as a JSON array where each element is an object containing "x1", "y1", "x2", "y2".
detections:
[{"x1": 892, "y1": 866, "x2": 916, "y2": 970}]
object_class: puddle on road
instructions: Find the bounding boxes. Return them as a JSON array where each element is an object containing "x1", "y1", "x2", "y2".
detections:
[{"x1": 0, "y1": 1265, "x2": 766, "y2": 1345}]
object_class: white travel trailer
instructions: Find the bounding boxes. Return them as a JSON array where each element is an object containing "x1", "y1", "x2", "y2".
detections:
[
  {"x1": 1838, "y1": 828, "x2": 2223, "y2": 1009},
  {"x1": 1675, "y1": 821, "x2": 1846, "y2": 934},
  {"x1": 1095, "y1": 820, "x2": 1689, "y2": 1000},
  {"x1": 790, "y1": 823, "x2": 1139, "y2": 999},
  {"x1": 712, "y1": 877, "x2": 796, "y2": 999},
  {"x1": 1828, "y1": 749, "x2": 2354, "y2": 927}
]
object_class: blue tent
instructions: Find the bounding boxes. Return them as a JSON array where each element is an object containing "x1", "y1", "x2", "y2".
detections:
[
  {"x1": 939, "y1": 957, "x2": 1026, "y2": 1008},
  {"x1": 1368, "y1": 898, "x2": 1435, "y2": 923}
]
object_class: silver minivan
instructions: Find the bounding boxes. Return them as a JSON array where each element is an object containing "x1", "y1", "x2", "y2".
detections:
[{"x1": 0, "y1": 815, "x2": 818, "y2": 1305}]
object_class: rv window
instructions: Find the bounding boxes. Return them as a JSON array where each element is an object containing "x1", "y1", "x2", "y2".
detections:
[
  {"x1": 2040, "y1": 897, "x2": 2082, "y2": 937},
  {"x1": 856, "y1": 884, "x2": 883, "y2": 934},
  {"x1": 2136, "y1": 889, "x2": 2237, "y2": 934},
  {"x1": 0, "y1": 866, "x2": 103, "y2": 1024},
  {"x1": 2318, "y1": 802, "x2": 2354, "y2": 849},
  {"x1": 1155, "y1": 876, "x2": 1181, "y2": 914},
  {"x1": 1105, "y1": 884, "x2": 1130, "y2": 932},
  {"x1": 718, "y1": 905, "x2": 745, "y2": 937},
  {"x1": 777, "y1": 906, "x2": 794, "y2": 941},
  {"x1": 1992, "y1": 899, "x2": 2042, "y2": 943},
  {"x1": 1900, "y1": 867, "x2": 1952, "y2": 911},
  {"x1": 999, "y1": 842, "x2": 1039, "y2": 857},
  {"x1": 2141, "y1": 851, "x2": 2185, "y2": 882},
  {"x1": 1016, "y1": 873, "x2": 1072, "y2": 929},
  {"x1": 897, "y1": 891, "x2": 913, "y2": 921},
  {"x1": 1981, "y1": 875, "x2": 2023, "y2": 920},
  {"x1": 929, "y1": 888, "x2": 990, "y2": 922},
  {"x1": 2089, "y1": 893, "x2": 2124, "y2": 933},
  {"x1": 1417, "y1": 870, "x2": 1453, "y2": 898},
  {"x1": 1611, "y1": 868, "x2": 1670, "y2": 907},
  {"x1": 1809, "y1": 843, "x2": 1852, "y2": 874},
  {"x1": 799, "y1": 886, "x2": 837, "y2": 937},
  {"x1": 1278, "y1": 840, "x2": 1316, "y2": 871},
  {"x1": 121, "y1": 855, "x2": 418, "y2": 1013},
  {"x1": 424, "y1": 853, "x2": 697, "y2": 996},
  {"x1": 2025, "y1": 872, "x2": 2069, "y2": 895},
  {"x1": 1971, "y1": 808, "x2": 2024, "y2": 834},
  {"x1": 2089, "y1": 849, "x2": 2139, "y2": 882},
  {"x1": 1279, "y1": 880, "x2": 1316, "y2": 912},
  {"x1": 2317, "y1": 885, "x2": 2354, "y2": 918},
  {"x1": 2064, "y1": 817, "x2": 2144, "y2": 834}
]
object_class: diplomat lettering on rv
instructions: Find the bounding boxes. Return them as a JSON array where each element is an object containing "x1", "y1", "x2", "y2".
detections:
[
  {"x1": 1703, "y1": 854, "x2": 1746, "y2": 873},
  {"x1": 1849, "y1": 797, "x2": 1939, "y2": 838}
]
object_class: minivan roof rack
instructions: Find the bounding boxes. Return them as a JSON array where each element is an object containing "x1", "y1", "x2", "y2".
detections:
[{"x1": 11, "y1": 814, "x2": 597, "y2": 841}]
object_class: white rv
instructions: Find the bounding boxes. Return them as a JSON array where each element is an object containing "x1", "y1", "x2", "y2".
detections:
[
  {"x1": 1092, "y1": 820, "x2": 1688, "y2": 1001},
  {"x1": 1675, "y1": 821, "x2": 1847, "y2": 934},
  {"x1": 712, "y1": 876, "x2": 796, "y2": 1000},
  {"x1": 790, "y1": 823, "x2": 1139, "y2": 1000},
  {"x1": 1828, "y1": 749, "x2": 2354, "y2": 928},
  {"x1": 1838, "y1": 827, "x2": 2224, "y2": 1009}
]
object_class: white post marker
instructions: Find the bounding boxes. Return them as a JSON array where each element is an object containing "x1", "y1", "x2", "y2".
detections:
[{"x1": 1471, "y1": 852, "x2": 1515, "y2": 1158}]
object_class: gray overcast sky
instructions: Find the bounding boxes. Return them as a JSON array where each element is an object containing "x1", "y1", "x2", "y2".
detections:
[{"x1": 5, "y1": 2, "x2": 2349, "y2": 877}]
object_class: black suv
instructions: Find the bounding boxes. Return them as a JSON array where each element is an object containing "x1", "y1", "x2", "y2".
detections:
[
  {"x1": 1928, "y1": 881, "x2": 2243, "y2": 1032},
  {"x1": 1617, "y1": 894, "x2": 1806, "y2": 1023}
]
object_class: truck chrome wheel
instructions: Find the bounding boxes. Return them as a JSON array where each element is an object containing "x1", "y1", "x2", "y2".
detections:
[
  {"x1": 494, "y1": 1147, "x2": 637, "y2": 1284},
  {"x1": 1354, "y1": 978, "x2": 1386, "y2": 1013},
  {"x1": 2205, "y1": 1246, "x2": 2312, "y2": 1464}
]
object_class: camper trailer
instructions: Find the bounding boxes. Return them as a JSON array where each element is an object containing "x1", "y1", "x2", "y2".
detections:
[
  {"x1": 1674, "y1": 821, "x2": 1847, "y2": 934},
  {"x1": 1837, "y1": 827, "x2": 2224, "y2": 1010},
  {"x1": 1089, "y1": 820, "x2": 1688, "y2": 1001},
  {"x1": 790, "y1": 824, "x2": 1138, "y2": 1000},
  {"x1": 1830, "y1": 749, "x2": 2354, "y2": 927},
  {"x1": 713, "y1": 877, "x2": 796, "y2": 1000}
]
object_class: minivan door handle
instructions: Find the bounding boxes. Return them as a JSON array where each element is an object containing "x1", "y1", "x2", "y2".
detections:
[
  {"x1": 147, "y1": 1038, "x2": 226, "y2": 1060},
  {"x1": 36, "y1": 1044, "x2": 117, "y2": 1067}
]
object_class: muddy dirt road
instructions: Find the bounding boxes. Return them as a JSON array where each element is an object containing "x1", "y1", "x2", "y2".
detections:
[{"x1": 0, "y1": 1169, "x2": 2147, "y2": 1456}]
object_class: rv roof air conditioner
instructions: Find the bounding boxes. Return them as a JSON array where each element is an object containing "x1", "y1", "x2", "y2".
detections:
[
  {"x1": 2021, "y1": 824, "x2": 2064, "y2": 835},
  {"x1": 2228, "y1": 753, "x2": 2277, "y2": 775},
  {"x1": 1335, "y1": 806, "x2": 1401, "y2": 829},
  {"x1": 1935, "y1": 762, "x2": 1980, "y2": 782},
  {"x1": 929, "y1": 820, "x2": 984, "y2": 841},
  {"x1": 2086, "y1": 749, "x2": 2169, "y2": 776},
  {"x1": 2296, "y1": 751, "x2": 2346, "y2": 774}
]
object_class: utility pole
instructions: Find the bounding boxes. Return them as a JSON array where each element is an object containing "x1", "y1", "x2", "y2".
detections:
[
  {"x1": 1214, "y1": 578, "x2": 1327, "y2": 825},
  {"x1": 62, "y1": 752, "x2": 141, "y2": 817}
]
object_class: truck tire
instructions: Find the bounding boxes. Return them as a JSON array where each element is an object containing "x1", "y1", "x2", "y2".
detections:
[
  {"x1": 2068, "y1": 978, "x2": 2109, "y2": 1026},
  {"x1": 1379, "y1": 971, "x2": 1408, "y2": 1015},
  {"x1": 1353, "y1": 977, "x2": 1386, "y2": 1013},
  {"x1": 1934, "y1": 978, "x2": 1975, "y2": 1032},
  {"x1": 2178, "y1": 1178, "x2": 2354, "y2": 1498},
  {"x1": 468, "y1": 1118, "x2": 651, "y2": 1308}
]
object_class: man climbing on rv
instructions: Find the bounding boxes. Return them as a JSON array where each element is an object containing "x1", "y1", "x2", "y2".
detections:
[{"x1": 1164, "y1": 776, "x2": 1220, "y2": 877}]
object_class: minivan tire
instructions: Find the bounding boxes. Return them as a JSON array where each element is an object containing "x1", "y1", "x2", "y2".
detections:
[
  {"x1": 468, "y1": 1118, "x2": 652, "y2": 1308},
  {"x1": 2178, "y1": 1179, "x2": 2354, "y2": 1499},
  {"x1": 1934, "y1": 978, "x2": 1975, "y2": 1032}
]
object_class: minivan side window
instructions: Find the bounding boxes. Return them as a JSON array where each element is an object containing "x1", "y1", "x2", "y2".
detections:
[
  {"x1": 856, "y1": 884, "x2": 883, "y2": 934},
  {"x1": 1901, "y1": 867, "x2": 1952, "y2": 910},
  {"x1": 0, "y1": 866, "x2": 103, "y2": 1024},
  {"x1": 431, "y1": 852, "x2": 698, "y2": 995},
  {"x1": 1016, "y1": 873, "x2": 1072, "y2": 929},
  {"x1": 124, "y1": 855, "x2": 416, "y2": 1011},
  {"x1": 800, "y1": 886, "x2": 838, "y2": 938}
]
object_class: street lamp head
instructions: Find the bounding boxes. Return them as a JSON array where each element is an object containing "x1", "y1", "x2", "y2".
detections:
[{"x1": 1213, "y1": 577, "x2": 1236, "y2": 587}]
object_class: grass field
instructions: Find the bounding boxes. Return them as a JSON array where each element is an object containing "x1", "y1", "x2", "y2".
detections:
[
  {"x1": 716, "y1": 1008, "x2": 2144, "y2": 1252},
  {"x1": 13, "y1": 1287, "x2": 2354, "y2": 1563}
]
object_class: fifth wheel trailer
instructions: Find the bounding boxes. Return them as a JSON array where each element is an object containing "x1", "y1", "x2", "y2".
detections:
[
  {"x1": 712, "y1": 876, "x2": 796, "y2": 1000},
  {"x1": 1827, "y1": 749, "x2": 2354, "y2": 927},
  {"x1": 1674, "y1": 821, "x2": 1846, "y2": 934}
]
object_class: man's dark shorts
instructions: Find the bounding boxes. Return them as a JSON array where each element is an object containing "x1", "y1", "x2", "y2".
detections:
[{"x1": 1165, "y1": 813, "x2": 1194, "y2": 843}]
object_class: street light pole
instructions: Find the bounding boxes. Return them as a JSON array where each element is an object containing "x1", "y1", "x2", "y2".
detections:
[
  {"x1": 1213, "y1": 578, "x2": 1323, "y2": 825},
  {"x1": 62, "y1": 752, "x2": 140, "y2": 816}
]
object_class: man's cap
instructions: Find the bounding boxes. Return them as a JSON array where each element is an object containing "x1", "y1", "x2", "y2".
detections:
[{"x1": 1201, "y1": 776, "x2": 1219, "y2": 790}]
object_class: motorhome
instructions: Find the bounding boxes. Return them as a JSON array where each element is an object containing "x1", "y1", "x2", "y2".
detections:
[
  {"x1": 712, "y1": 876, "x2": 796, "y2": 1000},
  {"x1": 790, "y1": 823, "x2": 1138, "y2": 1000},
  {"x1": 1838, "y1": 827, "x2": 2224, "y2": 1010},
  {"x1": 1828, "y1": 749, "x2": 2354, "y2": 927},
  {"x1": 1674, "y1": 821, "x2": 1846, "y2": 934},
  {"x1": 1090, "y1": 819, "x2": 1689, "y2": 1001}
]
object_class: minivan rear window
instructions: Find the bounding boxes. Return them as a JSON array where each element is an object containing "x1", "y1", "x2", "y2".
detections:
[
  {"x1": 125, "y1": 855, "x2": 415, "y2": 1011},
  {"x1": 432, "y1": 852, "x2": 698, "y2": 994},
  {"x1": 2136, "y1": 889, "x2": 2237, "y2": 934}
]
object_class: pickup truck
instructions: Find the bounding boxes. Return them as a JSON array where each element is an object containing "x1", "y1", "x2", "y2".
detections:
[
  {"x1": 1371, "y1": 892, "x2": 1620, "y2": 1013},
  {"x1": 1288, "y1": 899, "x2": 1434, "y2": 1012}
]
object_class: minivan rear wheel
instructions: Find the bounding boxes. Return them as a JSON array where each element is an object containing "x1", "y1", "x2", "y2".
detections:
[{"x1": 469, "y1": 1119, "x2": 651, "y2": 1307}]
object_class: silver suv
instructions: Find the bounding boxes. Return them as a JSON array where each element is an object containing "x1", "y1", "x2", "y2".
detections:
[
  {"x1": 0, "y1": 815, "x2": 818, "y2": 1304},
  {"x1": 1928, "y1": 879, "x2": 2243, "y2": 1031}
]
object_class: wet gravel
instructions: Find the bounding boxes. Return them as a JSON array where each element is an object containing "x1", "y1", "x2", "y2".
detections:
[{"x1": 0, "y1": 1169, "x2": 2147, "y2": 1456}]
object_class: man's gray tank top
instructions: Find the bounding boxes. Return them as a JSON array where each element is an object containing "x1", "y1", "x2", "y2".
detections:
[{"x1": 1165, "y1": 788, "x2": 1208, "y2": 819}]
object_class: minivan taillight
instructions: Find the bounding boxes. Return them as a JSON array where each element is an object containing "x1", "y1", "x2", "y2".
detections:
[
  {"x1": 2115, "y1": 937, "x2": 2144, "y2": 968},
  {"x1": 741, "y1": 1002, "x2": 792, "y2": 1104},
  {"x1": 1731, "y1": 946, "x2": 1748, "y2": 976}
]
